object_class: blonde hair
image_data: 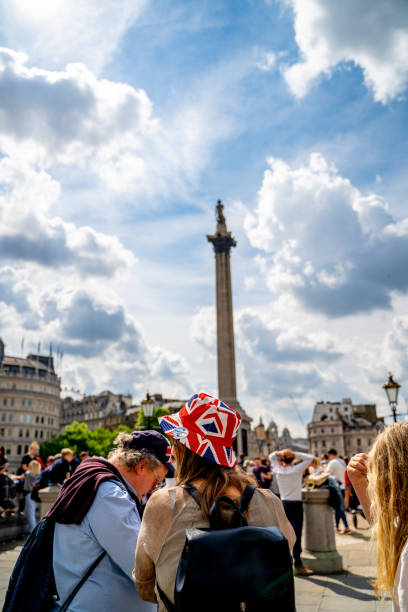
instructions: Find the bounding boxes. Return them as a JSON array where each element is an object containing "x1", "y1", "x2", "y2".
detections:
[
  {"x1": 367, "y1": 422, "x2": 408, "y2": 598},
  {"x1": 28, "y1": 460, "x2": 42, "y2": 476},
  {"x1": 61, "y1": 448, "x2": 73, "y2": 458}
]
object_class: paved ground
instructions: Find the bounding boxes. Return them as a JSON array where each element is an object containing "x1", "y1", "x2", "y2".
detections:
[
  {"x1": 0, "y1": 519, "x2": 392, "y2": 611},
  {"x1": 295, "y1": 519, "x2": 392, "y2": 611}
]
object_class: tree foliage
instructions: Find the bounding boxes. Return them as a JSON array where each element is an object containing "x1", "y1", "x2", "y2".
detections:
[
  {"x1": 39, "y1": 422, "x2": 133, "y2": 460},
  {"x1": 136, "y1": 406, "x2": 170, "y2": 430}
]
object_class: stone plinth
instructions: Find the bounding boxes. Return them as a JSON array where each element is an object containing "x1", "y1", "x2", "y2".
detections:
[
  {"x1": 301, "y1": 487, "x2": 343, "y2": 574},
  {"x1": 39, "y1": 484, "x2": 62, "y2": 519}
]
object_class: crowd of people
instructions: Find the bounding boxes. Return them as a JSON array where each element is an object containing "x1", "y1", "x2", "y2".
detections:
[
  {"x1": 2, "y1": 394, "x2": 408, "y2": 611},
  {"x1": 0, "y1": 442, "x2": 89, "y2": 530}
]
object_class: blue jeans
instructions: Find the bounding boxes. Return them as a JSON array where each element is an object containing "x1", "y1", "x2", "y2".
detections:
[
  {"x1": 282, "y1": 500, "x2": 303, "y2": 566},
  {"x1": 25, "y1": 495, "x2": 37, "y2": 533}
]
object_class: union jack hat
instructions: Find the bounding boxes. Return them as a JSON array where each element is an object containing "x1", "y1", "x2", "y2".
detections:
[{"x1": 158, "y1": 392, "x2": 241, "y2": 468}]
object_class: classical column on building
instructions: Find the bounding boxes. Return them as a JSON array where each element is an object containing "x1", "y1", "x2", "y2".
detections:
[{"x1": 207, "y1": 201, "x2": 258, "y2": 458}]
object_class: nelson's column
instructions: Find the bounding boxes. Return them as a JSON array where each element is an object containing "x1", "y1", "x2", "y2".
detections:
[{"x1": 207, "y1": 200, "x2": 258, "y2": 458}]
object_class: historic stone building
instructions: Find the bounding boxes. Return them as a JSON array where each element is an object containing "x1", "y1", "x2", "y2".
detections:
[
  {"x1": 254, "y1": 417, "x2": 309, "y2": 457},
  {"x1": 0, "y1": 338, "x2": 61, "y2": 471},
  {"x1": 308, "y1": 398, "x2": 384, "y2": 457},
  {"x1": 61, "y1": 390, "x2": 132, "y2": 431}
]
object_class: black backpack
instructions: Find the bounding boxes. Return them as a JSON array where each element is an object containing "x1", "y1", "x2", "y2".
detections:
[
  {"x1": 3, "y1": 517, "x2": 105, "y2": 612},
  {"x1": 157, "y1": 484, "x2": 296, "y2": 612}
]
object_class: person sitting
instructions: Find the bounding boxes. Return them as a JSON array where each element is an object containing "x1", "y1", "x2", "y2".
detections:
[
  {"x1": 0, "y1": 446, "x2": 8, "y2": 474},
  {"x1": 49, "y1": 448, "x2": 74, "y2": 484},
  {"x1": 348, "y1": 423, "x2": 408, "y2": 609},
  {"x1": 135, "y1": 392, "x2": 295, "y2": 611}
]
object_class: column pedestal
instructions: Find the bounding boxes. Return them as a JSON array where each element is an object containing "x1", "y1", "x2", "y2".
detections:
[{"x1": 301, "y1": 487, "x2": 343, "y2": 574}]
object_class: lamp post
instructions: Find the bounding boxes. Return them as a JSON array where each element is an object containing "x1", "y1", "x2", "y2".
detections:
[
  {"x1": 383, "y1": 373, "x2": 401, "y2": 423},
  {"x1": 143, "y1": 402, "x2": 154, "y2": 430}
]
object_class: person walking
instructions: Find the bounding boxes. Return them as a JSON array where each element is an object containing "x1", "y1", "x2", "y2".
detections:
[
  {"x1": 326, "y1": 448, "x2": 351, "y2": 534},
  {"x1": 347, "y1": 423, "x2": 408, "y2": 610},
  {"x1": 135, "y1": 392, "x2": 295, "y2": 611},
  {"x1": 269, "y1": 448, "x2": 314, "y2": 575}
]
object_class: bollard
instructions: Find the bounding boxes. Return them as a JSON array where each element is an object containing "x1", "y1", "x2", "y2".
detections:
[
  {"x1": 301, "y1": 487, "x2": 343, "y2": 573},
  {"x1": 39, "y1": 483, "x2": 62, "y2": 519}
]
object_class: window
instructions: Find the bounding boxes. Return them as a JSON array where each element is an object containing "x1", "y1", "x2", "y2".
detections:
[
  {"x1": 10, "y1": 399, "x2": 14, "y2": 406},
  {"x1": 19, "y1": 414, "x2": 24, "y2": 423},
  {"x1": 28, "y1": 400, "x2": 32, "y2": 408},
  {"x1": 41, "y1": 416, "x2": 44, "y2": 424},
  {"x1": 321, "y1": 428, "x2": 324, "y2": 433},
  {"x1": 34, "y1": 430, "x2": 38, "y2": 438},
  {"x1": 26, "y1": 415, "x2": 31, "y2": 423},
  {"x1": 39, "y1": 431, "x2": 43, "y2": 439},
  {"x1": 12, "y1": 384, "x2": 16, "y2": 390},
  {"x1": 24, "y1": 445, "x2": 28, "y2": 453},
  {"x1": 330, "y1": 428, "x2": 334, "y2": 433},
  {"x1": 17, "y1": 445, "x2": 22, "y2": 455},
  {"x1": 1, "y1": 413, "x2": 6, "y2": 422},
  {"x1": 0, "y1": 428, "x2": 4, "y2": 436},
  {"x1": 35, "y1": 415, "x2": 39, "y2": 424},
  {"x1": 3, "y1": 398, "x2": 7, "y2": 406},
  {"x1": 7, "y1": 428, "x2": 11, "y2": 437},
  {"x1": 25, "y1": 429, "x2": 30, "y2": 438},
  {"x1": 8, "y1": 414, "x2": 13, "y2": 422},
  {"x1": 368, "y1": 439, "x2": 372, "y2": 446},
  {"x1": 357, "y1": 438, "x2": 361, "y2": 447},
  {"x1": 18, "y1": 429, "x2": 23, "y2": 438},
  {"x1": 21, "y1": 399, "x2": 25, "y2": 407},
  {"x1": 322, "y1": 440, "x2": 326, "y2": 447}
]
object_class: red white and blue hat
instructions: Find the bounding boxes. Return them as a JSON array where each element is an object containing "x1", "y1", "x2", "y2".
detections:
[{"x1": 158, "y1": 392, "x2": 241, "y2": 468}]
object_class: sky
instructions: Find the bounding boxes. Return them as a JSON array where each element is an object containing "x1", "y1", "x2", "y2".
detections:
[{"x1": 0, "y1": 0, "x2": 407, "y2": 437}]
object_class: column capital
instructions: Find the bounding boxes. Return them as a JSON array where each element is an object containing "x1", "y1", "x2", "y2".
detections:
[{"x1": 207, "y1": 200, "x2": 237, "y2": 254}]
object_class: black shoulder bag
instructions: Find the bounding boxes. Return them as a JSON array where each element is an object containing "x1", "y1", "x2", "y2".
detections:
[{"x1": 157, "y1": 484, "x2": 295, "y2": 612}]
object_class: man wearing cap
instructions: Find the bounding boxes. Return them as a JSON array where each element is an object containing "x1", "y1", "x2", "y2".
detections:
[{"x1": 48, "y1": 430, "x2": 171, "y2": 611}]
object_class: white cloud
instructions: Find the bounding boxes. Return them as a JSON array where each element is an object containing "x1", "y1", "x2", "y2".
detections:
[
  {"x1": 282, "y1": 0, "x2": 408, "y2": 103},
  {"x1": 245, "y1": 153, "x2": 408, "y2": 317},
  {"x1": 0, "y1": 156, "x2": 135, "y2": 276},
  {"x1": 0, "y1": 0, "x2": 149, "y2": 74}
]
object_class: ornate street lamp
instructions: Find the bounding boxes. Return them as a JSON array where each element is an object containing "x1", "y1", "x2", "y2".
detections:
[
  {"x1": 383, "y1": 373, "x2": 401, "y2": 423},
  {"x1": 143, "y1": 402, "x2": 155, "y2": 430}
]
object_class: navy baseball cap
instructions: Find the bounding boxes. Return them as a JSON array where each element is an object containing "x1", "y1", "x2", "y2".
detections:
[{"x1": 124, "y1": 430, "x2": 172, "y2": 470}]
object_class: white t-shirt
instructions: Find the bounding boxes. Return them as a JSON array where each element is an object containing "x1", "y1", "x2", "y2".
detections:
[
  {"x1": 326, "y1": 457, "x2": 346, "y2": 485},
  {"x1": 269, "y1": 452, "x2": 313, "y2": 501},
  {"x1": 394, "y1": 539, "x2": 408, "y2": 611}
]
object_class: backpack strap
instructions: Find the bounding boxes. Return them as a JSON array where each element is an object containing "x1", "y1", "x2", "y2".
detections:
[
  {"x1": 156, "y1": 582, "x2": 176, "y2": 612},
  {"x1": 58, "y1": 550, "x2": 106, "y2": 612},
  {"x1": 239, "y1": 484, "x2": 256, "y2": 514}
]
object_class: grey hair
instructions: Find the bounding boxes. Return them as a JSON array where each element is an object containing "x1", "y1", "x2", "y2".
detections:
[{"x1": 108, "y1": 432, "x2": 161, "y2": 471}]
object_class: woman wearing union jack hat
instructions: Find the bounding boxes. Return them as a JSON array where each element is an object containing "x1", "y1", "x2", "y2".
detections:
[{"x1": 134, "y1": 392, "x2": 295, "y2": 611}]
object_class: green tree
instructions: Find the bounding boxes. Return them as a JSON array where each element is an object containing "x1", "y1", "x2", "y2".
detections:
[
  {"x1": 39, "y1": 422, "x2": 133, "y2": 461},
  {"x1": 136, "y1": 406, "x2": 170, "y2": 430}
]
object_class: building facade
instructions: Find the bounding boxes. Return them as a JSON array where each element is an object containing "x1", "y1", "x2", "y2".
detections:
[
  {"x1": 254, "y1": 417, "x2": 309, "y2": 457},
  {"x1": 308, "y1": 398, "x2": 385, "y2": 457},
  {"x1": 61, "y1": 390, "x2": 133, "y2": 431},
  {"x1": 0, "y1": 339, "x2": 61, "y2": 471}
]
